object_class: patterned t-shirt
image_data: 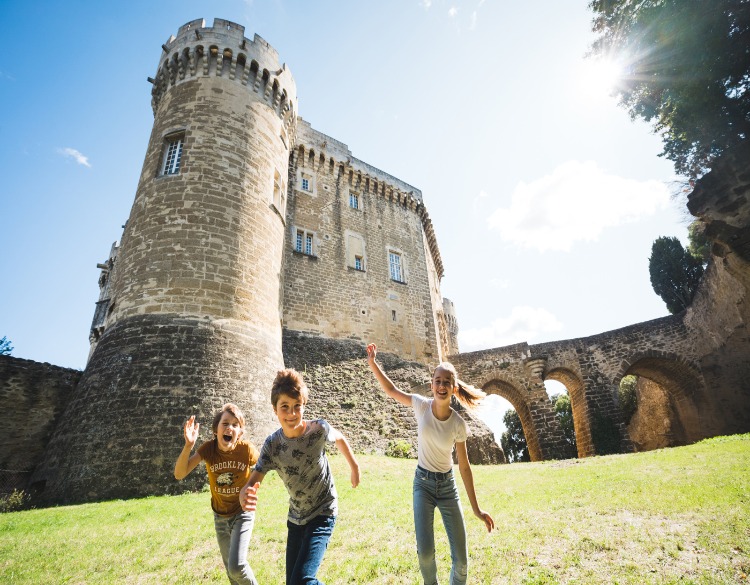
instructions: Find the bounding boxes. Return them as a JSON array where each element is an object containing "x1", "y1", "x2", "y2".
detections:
[
  {"x1": 198, "y1": 439, "x2": 259, "y2": 517},
  {"x1": 255, "y1": 419, "x2": 337, "y2": 525}
]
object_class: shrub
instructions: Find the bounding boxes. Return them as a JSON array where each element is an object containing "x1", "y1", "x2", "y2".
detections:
[
  {"x1": 386, "y1": 439, "x2": 414, "y2": 459},
  {"x1": 0, "y1": 490, "x2": 30, "y2": 513}
]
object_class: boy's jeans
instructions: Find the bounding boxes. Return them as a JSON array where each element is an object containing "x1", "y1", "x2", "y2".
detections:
[
  {"x1": 413, "y1": 467, "x2": 468, "y2": 585},
  {"x1": 286, "y1": 514, "x2": 336, "y2": 585},
  {"x1": 214, "y1": 511, "x2": 258, "y2": 585}
]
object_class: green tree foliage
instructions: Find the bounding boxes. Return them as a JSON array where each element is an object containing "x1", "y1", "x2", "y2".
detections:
[
  {"x1": 550, "y1": 393, "x2": 578, "y2": 458},
  {"x1": 687, "y1": 220, "x2": 711, "y2": 264},
  {"x1": 649, "y1": 236, "x2": 705, "y2": 313},
  {"x1": 500, "y1": 409, "x2": 530, "y2": 463},
  {"x1": 0, "y1": 336, "x2": 13, "y2": 356},
  {"x1": 618, "y1": 375, "x2": 638, "y2": 424},
  {"x1": 589, "y1": 0, "x2": 750, "y2": 179}
]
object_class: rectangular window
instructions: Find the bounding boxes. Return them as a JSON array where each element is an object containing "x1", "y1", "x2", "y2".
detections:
[
  {"x1": 354, "y1": 255, "x2": 363, "y2": 271},
  {"x1": 301, "y1": 177, "x2": 310, "y2": 191},
  {"x1": 389, "y1": 251, "x2": 403, "y2": 282},
  {"x1": 295, "y1": 229, "x2": 315, "y2": 256},
  {"x1": 273, "y1": 169, "x2": 286, "y2": 215},
  {"x1": 161, "y1": 135, "x2": 183, "y2": 175},
  {"x1": 349, "y1": 193, "x2": 359, "y2": 209},
  {"x1": 392, "y1": 310, "x2": 397, "y2": 321}
]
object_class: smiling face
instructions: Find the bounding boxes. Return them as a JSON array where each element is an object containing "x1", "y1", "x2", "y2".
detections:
[
  {"x1": 214, "y1": 411, "x2": 244, "y2": 452},
  {"x1": 274, "y1": 392, "x2": 306, "y2": 438},
  {"x1": 431, "y1": 366, "x2": 457, "y2": 404}
]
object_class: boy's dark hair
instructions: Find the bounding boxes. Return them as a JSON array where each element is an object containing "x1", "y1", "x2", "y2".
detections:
[
  {"x1": 271, "y1": 368, "x2": 309, "y2": 407},
  {"x1": 211, "y1": 403, "x2": 246, "y2": 435}
]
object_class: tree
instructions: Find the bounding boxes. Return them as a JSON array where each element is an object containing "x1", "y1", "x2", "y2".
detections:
[
  {"x1": 589, "y1": 0, "x2": 750, "y2": 179},
  {"x1": 649, "y1": 236, "x2": 705, "y2": 313},
  {"x1": 618, "y1": 375, "x2": 638, "y2": 425},
  {"x1": 500, "y1": 409, "x2": 530, "y2": 463},
  {"x1": 550, "y1": 393, "x2": 577, "y2": 458},
  {"x1": 687, "y1": 220, "x2": 711, "y2": 264},
  {"x1": 0, "y1": 336, "x2": 12, "y2": 356}
]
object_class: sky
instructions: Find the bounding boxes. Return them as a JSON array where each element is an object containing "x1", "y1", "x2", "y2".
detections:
[{"x1": 0, "y1": 1, "x2": 690, "y2": 434}]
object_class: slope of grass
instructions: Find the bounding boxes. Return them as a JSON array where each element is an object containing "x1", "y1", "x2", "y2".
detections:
[{"x1": 1, "y1": 434, "x2": 748, "y2": 584}]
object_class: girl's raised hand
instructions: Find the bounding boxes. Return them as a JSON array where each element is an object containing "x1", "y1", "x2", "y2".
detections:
[
  {"x1": 184, "y1": 415, "x2": 200, "y2": 446},
  {"x1": 366, "y1": 343, "x2": 377, "y2": 362}
]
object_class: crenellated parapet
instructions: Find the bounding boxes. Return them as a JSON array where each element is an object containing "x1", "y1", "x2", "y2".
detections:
[
  {"x1": 149, "y1": 18, "x2": 298, "y2": 139},
  {"x1": 291, "y1": 119, "x2": 445, "y2": 279}
]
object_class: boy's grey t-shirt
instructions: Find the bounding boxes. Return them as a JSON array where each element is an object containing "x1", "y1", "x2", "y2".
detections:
[{"x1": 255, "y1": 419, "x2": 338, "y2": 525}]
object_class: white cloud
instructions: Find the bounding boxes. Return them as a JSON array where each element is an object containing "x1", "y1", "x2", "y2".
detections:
[
  {"x1": 487, "y1": 160, "x2": 670, "y2": 252},
  {"x1": 58, "y1": 147, "x2": 91, "y2": 168},
  {"x1": 470, "y1": 11, "x2": 478, "y2": 29},
  {"x1": 489, "y1": 278, "x2": 509, "y2": 290},
  {"x1": 448, "y1": 6, "x2": 458, "y2": 17},
  {"x1": 420, "y1": 0, "x2": 432, "y2": 9},
  {"x1": 458, "y1": 306, "x2": 563, "y2": 351}
]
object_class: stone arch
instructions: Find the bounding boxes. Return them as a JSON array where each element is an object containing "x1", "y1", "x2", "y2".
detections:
[
  {"x1": 546, "y1": 367, "x2": 592, "y2": 458},
  {"x1": 617, "y1": 351, "x2": 706, "y2": 447},
  {"x1": 482, "y1": 378, "x2": 543, "y2": 461}
]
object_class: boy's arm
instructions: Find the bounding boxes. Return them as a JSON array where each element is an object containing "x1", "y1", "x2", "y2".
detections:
[
  {"x1": 330, "y1": 425, "x2": 360, "y2": 488},
  {"x1": 240, "y1": 470, "x2": 265, "y2": 512},
  {"x1": 456, "y1": 441, "x2": 495, "y2": 533},
  {"x1": 174, "y1": 415, "x2": 203, "y2": 480},
  {"x1": 366, "y1": 343, "x2": 413, "y2": 407}
]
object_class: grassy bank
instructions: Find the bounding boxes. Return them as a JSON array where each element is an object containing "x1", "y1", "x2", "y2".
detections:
[{"x1": 1, "y1": 434, "x2": 748, "y2": 584}]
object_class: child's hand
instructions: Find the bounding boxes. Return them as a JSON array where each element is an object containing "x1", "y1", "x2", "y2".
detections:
[
  {"x1": 350, "y1": 466, "x2": 360, "y2": 488},
  {"x1": 476, "y1": 509, "x2": 495, "y2": 533},
  {"x1": 241, "y1": 482, "x2": 261, "y2": 512},
  {"x1": 366, "y1": 343, "x2": 377, "y2": 363},
  {"x1": 183, "y1": 416, "x2": 200, "y2": 446}
]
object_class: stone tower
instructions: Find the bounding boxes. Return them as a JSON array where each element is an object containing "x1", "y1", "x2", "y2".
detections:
[{"x1": 30, "y1": 18, "x2": 297, "y2": 503}]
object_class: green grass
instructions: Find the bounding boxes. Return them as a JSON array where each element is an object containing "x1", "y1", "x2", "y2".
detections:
[{"x1": 2, "y1": 434, "x2": 749, "y2": 584}]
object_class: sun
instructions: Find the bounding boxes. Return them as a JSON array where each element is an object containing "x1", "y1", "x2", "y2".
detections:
[{"x1": 575, "y1": 56, "x2": 623, "y2": 103}]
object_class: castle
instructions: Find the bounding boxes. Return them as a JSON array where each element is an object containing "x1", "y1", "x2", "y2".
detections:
[{"x1": 2, "y1": 18, "x2": 749, "y2": 506}]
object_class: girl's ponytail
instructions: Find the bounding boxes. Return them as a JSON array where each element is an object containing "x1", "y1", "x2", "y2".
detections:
[{"x1": 434, "y1": 361, "x2": 486, "y2": 409}]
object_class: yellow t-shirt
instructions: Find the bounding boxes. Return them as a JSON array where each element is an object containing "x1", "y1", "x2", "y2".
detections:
[{"x1": 197, "y1": 439, "x2": 259, "y2": 516}]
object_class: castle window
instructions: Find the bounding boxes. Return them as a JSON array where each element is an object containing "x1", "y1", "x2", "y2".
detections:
[
  {"x1": 346, "y1": 232, "x2": 366, "y2": 271},
  {"x1": 392, "y1": 310, "x2": 397, "y2": 322},
  {"x1": 301, "y1": 177, "x2": 310, "y2": 191},
  {"x1": 294, "y1": 228, "x2": 315, "y2": 256},
  {"x1": 389, "y1": 251, "x2": 405, "y2": 283},
  {"x1": 272, "y1": 168, "x2": 286, "y2": 217},
  {"x1": 349, "y1": 193, "x2": 359, "y2": 210},
  {"x1": 161, "y1": 133, "x2": 184, "y2": 175}
]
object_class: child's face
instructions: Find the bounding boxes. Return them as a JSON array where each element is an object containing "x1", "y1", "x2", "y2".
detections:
[
  {"x1": 431, "y1": 367, "x2": 457, "y2": 403},
  {"x1": 215, "y1": 411, "x2": 244, "y2": 452},
  {"x1": 274, "y1": 393, "x2": 306, "y2": 436}
]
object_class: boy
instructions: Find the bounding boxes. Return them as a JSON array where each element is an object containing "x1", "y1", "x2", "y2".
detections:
[
  {"x1": 240, "y1": 369, "x2": 360, "y2": 585},
  {"x1": 174, "y1": 403, "x2": 260, "y2": 585}
]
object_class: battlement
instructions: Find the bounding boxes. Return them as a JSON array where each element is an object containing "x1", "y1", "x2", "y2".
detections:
[{"x1": 150, "y1": 18, "x2": 297, "y2": 133}]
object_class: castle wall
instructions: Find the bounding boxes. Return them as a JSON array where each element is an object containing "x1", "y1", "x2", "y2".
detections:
[
  {"x1": 280, "y1": 121, "x2": 444, "y2": 364},
  {"x1": 0, "y1": 357, "x2": 80, "y2": 487}
]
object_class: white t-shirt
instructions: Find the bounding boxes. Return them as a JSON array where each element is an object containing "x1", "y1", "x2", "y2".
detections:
[{"x1": 412, "y1": 394, "x2": 468, "y2": 473}]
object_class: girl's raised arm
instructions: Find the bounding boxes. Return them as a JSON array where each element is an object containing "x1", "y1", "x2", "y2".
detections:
[
  {"x1": 174, "y1": 415, "x2": 203, "y2": 480},
  {"x1": 366, "y1": 343, "x2": 413, "y2": 407}
]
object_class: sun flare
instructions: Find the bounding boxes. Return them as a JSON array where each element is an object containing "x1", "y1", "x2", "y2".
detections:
[{"x1": 575, "y1": 57, "x2": 623, "y2": 102}]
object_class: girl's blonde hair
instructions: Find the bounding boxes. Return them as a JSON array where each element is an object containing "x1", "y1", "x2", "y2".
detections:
[{"x1": 433, "y1": 362, "x2": 486, "y2": 409}]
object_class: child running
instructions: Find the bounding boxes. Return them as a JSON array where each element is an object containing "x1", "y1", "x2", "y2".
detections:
[
  {"x1": 174, "y1": 403, "x2": 260, "y2": 585},
  {"x1": 366, "y1": 343, "x2": 494, "y2": 585},
  {"x1": 240, "y1": 368, "x2": 360, "y2": 585}
]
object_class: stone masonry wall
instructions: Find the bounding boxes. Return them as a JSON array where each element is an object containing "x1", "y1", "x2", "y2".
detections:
[
  {"x1": 281, "y1": 121, "x2": 443, "y2": 365},
  {"x1": 0, "y1": 356, "x2": 81, "y2": 491}
]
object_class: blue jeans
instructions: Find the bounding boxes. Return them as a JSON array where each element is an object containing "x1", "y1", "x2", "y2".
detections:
[
  {"x1": 286, "y1": 514, "x2": 336, "y2": 585},
  {"x1": 214, "y1": 511, "x2": 258, "y2": 585},
  {"x1": 413, "y1": 466, "x2": 468, "y2": 585}
]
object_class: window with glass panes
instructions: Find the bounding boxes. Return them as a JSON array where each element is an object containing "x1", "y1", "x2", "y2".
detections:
[
  {"x1": 349, "y1": 193, "x2": 359, "y2": 209},
  {"x1": 295, "y1": 229, "x2": 314, "y2": 255},
  {"x1": 162, "y1": 135, "x2": 184, "y2": 175},
  {"x1": 389, "y1": 252, "x2": 403, "y2": 282}
]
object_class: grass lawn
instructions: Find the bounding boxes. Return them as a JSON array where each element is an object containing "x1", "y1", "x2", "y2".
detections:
[{"x1": 1, "y1": 434, "x2": 748, "y2": 584}]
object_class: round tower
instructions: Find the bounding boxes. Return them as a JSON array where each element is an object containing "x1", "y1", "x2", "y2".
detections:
[
  {"x1": 31, "y1": 18, "x2": 297, "y2": 503},
  {"x1": 442, "y1": 297, "x2": 460, "y2": 357}
]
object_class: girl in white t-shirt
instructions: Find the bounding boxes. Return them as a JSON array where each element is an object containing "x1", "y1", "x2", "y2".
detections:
[{"x1": 366, "y1": 343, "x2": 494, "y2": 585}]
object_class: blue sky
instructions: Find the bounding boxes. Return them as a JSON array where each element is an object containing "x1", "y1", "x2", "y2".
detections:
[{"x1": 0, "y1": 1, "x2": 688, "y2": 431}]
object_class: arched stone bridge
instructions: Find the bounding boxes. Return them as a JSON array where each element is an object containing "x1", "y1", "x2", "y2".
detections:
[{"x1": 451, "y1": 313, "x2": 724, "y2": 460}]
